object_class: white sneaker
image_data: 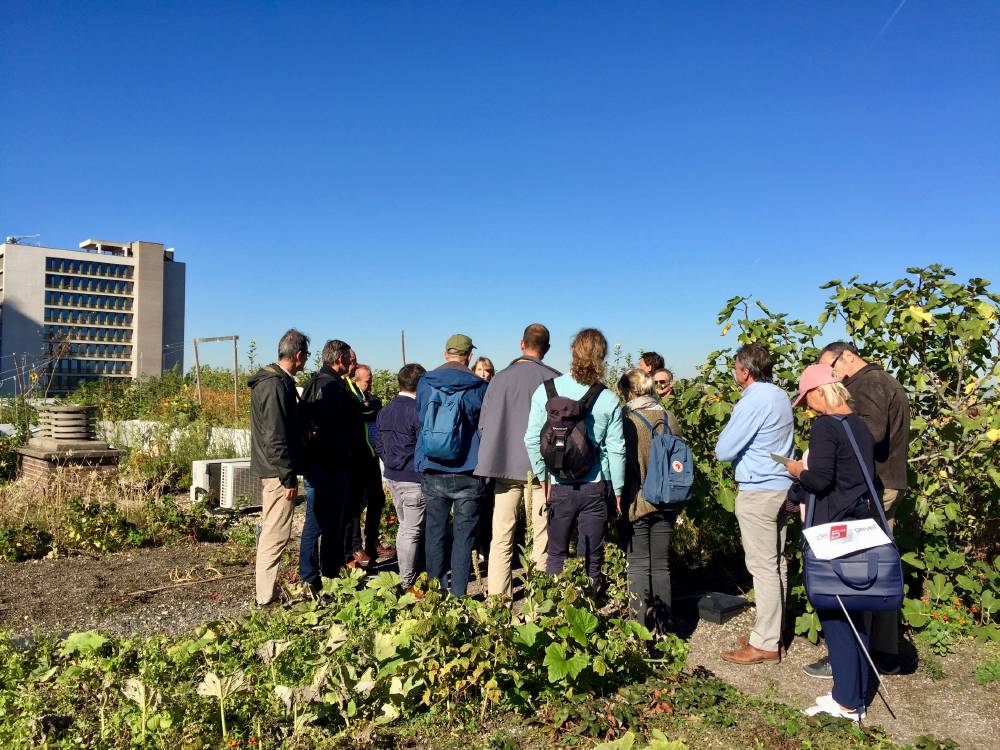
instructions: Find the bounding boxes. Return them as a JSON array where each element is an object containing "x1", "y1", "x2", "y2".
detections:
[{"x1": 803, "y1": 693, "x2": 865, "y2": 722}]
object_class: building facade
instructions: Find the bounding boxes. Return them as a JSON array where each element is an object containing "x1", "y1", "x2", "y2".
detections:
[{"x1": 0, "y1": 238, "x2": 185, "y2": 395}]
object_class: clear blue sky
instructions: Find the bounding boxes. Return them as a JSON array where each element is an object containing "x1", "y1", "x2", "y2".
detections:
[{"x1": 3, "y1": 2, "x2": 998, "y2": 376}]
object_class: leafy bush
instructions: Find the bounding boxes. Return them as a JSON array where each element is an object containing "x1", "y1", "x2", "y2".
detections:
[
  {"x1": 0, "y1": 550, "x2": 687, "y2": 748},
  {"x1": 0, "y1": 435, "x2": 21, "y2": 482},
  {"x1": 0, "y1": 472, "x2": 235, "y2": 560},
  {"x1": 667, "y1": 266, "x2": 1000, "y2": 647},
  {"x1": 0, "y1": 523, "x2": 52, "y2": 561}
]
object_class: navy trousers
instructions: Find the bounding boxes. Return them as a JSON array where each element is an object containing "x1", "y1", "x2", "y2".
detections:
[
  {"x1": 546, "y1": 480, "x2": 609, "y2": 581},
  {"x1": 818, "y1": 607, "x2": 871, "y2": 713}
]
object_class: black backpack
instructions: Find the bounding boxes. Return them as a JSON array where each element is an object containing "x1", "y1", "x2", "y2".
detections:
[{"x1": 539, "y1": 379, "x2": 605, "y2": 481}]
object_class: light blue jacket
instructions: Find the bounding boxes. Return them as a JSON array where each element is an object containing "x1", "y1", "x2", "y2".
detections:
[
  {"x1": 715, "y1": 381, "x2": 794, "y2": 492},
  {"x1": 524, "y1": 374, "x2": 626, "y2": 495}
]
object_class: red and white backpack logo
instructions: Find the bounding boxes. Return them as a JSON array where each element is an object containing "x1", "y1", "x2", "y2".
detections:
[{"x1": 671, "y1": 460, "x2": 684, "y2": 473}]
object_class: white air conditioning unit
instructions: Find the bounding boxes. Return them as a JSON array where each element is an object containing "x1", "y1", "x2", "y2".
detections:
[
  {"x1": 190, "y1": 458, "x2": 252, "y2": 505},
  {"x1": 220, "y1": 461, "x2": 262, "y2": 510}
]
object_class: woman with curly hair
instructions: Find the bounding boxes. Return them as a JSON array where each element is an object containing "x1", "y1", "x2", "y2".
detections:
[{"x1": 524, "y1": 328, "x2": 625, "y2": 584}]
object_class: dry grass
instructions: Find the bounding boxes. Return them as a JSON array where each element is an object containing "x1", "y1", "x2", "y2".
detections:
[{"x1": 0, "y1": 469, "x2": 171, "y2": 531}]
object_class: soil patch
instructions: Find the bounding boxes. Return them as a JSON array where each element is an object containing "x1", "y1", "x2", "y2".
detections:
[
  {"x1": 679, "y1": 605, "x2": 1000, "y2": 750},
  {"x1": 0, "y1": 542, "x2": 257, "y2": 638}
]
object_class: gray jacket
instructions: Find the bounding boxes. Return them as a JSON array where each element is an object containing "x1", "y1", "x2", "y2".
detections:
[{"x1": 475, "y1": 355, "x2": 561, "y2": 481}]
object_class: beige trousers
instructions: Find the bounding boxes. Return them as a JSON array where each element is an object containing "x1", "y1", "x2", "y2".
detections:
[
  {"x1": 735, "y1": 489, "x2": 789, "y2": 652},
  {"x1": 487, "y1": 478, "x2": 548, "y2": 597},
  {"x1": 865, "y1": 488, "x2": 901, "y2": 655},
  {"x1": 255, "y1": 477, "x2": 296, "y2": 605}
]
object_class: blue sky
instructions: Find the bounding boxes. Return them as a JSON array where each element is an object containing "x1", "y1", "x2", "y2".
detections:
[{"x1": 2, "y1": 1, "x2": 998, "y2": 376}]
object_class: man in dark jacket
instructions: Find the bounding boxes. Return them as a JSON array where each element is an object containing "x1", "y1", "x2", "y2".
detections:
[
  {"x1": 416, "y1": 333, "x2": 489, "y2": 596},
  {"x1": 344, "y1": 362, "x2": 390, "y2": 567},
  {"x1": 808, "y1": 341, "x2": 911, "y2": 676},
  {"x1": 249, "y1": 328, "x2": 309, "y2": 605},
  {"x1": 476, "y1": 323, "x2": 561, "y2": 598},
  {"x1": 376, "y1": 363, "x2": 427, "y2": 588},
  {"x1": 298, "y1": 339, "x2": 360, "y2": 589}
]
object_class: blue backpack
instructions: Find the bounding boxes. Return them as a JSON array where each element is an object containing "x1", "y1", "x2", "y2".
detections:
[
  {"x1": 419, "y1": 385, "x2": 468, "y2": 462},
  {"x1": 631, "y1": 410, "x2": 694, "y2": 508}
]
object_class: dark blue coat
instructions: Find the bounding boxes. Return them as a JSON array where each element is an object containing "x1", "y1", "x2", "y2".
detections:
[
  {"x1": 375, "y1": 394, "x2": 422, "y2": 483},
  {"x1": 415, "y1": 362, "x2": 488, "y2": 474}
]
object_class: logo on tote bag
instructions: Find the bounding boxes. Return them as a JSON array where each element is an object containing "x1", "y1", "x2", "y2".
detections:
[{"x1": 829, "y1": 524, "x2": 848, "y2": 541}]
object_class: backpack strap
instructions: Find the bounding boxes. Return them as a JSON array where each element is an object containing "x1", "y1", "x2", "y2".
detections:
[
  {"x1": 579, "y1": 383, "x2": 605, "y2": 412},
  {"x1": 630, "y1": 409, "x2": 664, "y2": 435},
  {"x1": 833, "y1": 414, "x2": 894, "y2": 541},
  {"x1": 543, "y1": 378, "x2": 558, "y2": 401}
]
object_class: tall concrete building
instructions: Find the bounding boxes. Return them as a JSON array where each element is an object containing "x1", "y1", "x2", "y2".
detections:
[{"x1": 0, "y1": 238, "x2": 185, "y2": 395}]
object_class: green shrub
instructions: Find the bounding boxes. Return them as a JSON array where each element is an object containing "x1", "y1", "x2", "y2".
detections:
[
  {"x1": 973, "y1": 657, "x2": 1000, "y2": 685},
  {"x1": 0, "y1": 548, "x2": 687, "y2": 748},
  {"x1": 62, "y1": 497, "x2": 146, "y2": 555},
  {"x1": 0, "y1": 523, "x2": 52, "y2": 561},
  {"x1": 667, "y1": 266, "x2": 1000, "y2": 647}
]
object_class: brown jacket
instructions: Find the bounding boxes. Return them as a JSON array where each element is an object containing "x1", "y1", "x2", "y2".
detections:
[
  {"x1": 622, "y1": 397, "x2": 681, "y2": 523},
  {"x1": 842, "y1": 364, "x2": 910, "y2": 490}
]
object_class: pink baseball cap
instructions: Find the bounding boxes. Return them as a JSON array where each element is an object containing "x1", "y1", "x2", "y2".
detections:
[{"x1": 794, "y1": 363, "x2": 842, "y2": 406}]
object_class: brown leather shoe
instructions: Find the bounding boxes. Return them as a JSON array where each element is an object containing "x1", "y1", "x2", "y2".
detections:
[
  {"x1": 352, "y1": 550, "x2": 372, "y2": 568},
  {"x1": 721, "y1": 642, "x2": 780, "y2": 664}
]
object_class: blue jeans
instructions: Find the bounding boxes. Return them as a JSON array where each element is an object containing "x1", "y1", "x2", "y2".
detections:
[
  {"x1": 422, "y1": 472, "x2": 484, "y2": 596},
  {"x1": 299, "y1": 469, "x2": 348, "y2": 585}
]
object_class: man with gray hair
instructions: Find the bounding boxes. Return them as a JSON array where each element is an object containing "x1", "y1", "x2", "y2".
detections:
[
  {"x1": 715, "y1": 343, "x2": 795, "y2": 664},
  {"x1": 248, "y1": 328, "x2": 310, "y2": 605},
  {"x1": 298, "y1": 339, "x2": 361, "y2": 590}
]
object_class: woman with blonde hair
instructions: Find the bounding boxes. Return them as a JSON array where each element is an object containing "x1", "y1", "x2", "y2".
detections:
[
  {"x1": 617, "y1": 368, "x2": 682, "y2": 632},
  {"x1": 472, "y1": 356, "x2": 495, "y2": 382},
  {"x1": 524, "y1": 328, "x2": 625, "y2": 584},
  {"x1": 786, "y1": 364, "x2": 881, "y2": 722}
]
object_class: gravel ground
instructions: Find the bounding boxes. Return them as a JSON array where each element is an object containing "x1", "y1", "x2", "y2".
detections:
[
  {"x1": 680, "y1": 605, "x2": 1000, "y2": 750},
  {"x1": 2, "y1": 534, "x2": 997, "y2": 748}
]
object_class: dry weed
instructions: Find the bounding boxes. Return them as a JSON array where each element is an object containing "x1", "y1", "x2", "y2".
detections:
[{"x1": 0, "y1": 468, "x2": 172, "y2": 530}]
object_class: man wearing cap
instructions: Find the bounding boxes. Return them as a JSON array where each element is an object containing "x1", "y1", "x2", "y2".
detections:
[
  {"x1": 803, "y1": 341, "x2": 910, "y2": 678},
  {"x1": 415, "y1": 334, "x2": 490, "y2": 596},
  {"x1": 715, "y1": 343, "x2": 795, "y2": 664}
]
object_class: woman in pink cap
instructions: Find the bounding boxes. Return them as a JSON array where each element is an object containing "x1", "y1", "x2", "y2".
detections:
[{"x1": 785, "y1": 363, "x2": 881, "y2": 722}]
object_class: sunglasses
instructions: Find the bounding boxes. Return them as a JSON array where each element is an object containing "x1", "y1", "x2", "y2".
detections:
[{"x1": 653, "y1": 379, "x2": 670, "y2": 386}]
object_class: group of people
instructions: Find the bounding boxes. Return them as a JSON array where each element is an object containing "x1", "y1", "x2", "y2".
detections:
[
  {"x1": 248, "y1": 324, "x2": 909, "y2": 724},
  {"x1": 715, "y1": 341, "x2": 909, "y2": 722}
]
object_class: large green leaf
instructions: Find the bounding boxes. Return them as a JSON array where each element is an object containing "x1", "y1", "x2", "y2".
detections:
[
  {"x1": 59, "y1": 630, "x2": 109, "y2": 657},
  {"x1": 543, "y1": 643, "x2": 589, "y2": 683},
  {"x1": 513, "y1": 622, "x2": 543, "y2": 648},
  {"x1": 564, "y1": 605, "x2": 598, "y2": 646}
]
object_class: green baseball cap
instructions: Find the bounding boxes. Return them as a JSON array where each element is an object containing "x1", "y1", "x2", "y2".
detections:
[{"x1": 446, "y1": 333, "x2": 476, "y2": 354}]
